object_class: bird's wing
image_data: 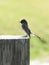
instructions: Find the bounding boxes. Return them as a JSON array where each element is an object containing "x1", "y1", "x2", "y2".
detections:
[{"x1": 22, "y1": 24, "x2": 31, "y2": 35}]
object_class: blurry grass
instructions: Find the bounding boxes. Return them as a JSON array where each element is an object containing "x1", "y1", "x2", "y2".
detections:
[
  {"x1": 0, "y1": 0, "x2": 49, "y2": 59},
  {"x1": 30, "y1": 37, "x2": 49, "y2": 59}
]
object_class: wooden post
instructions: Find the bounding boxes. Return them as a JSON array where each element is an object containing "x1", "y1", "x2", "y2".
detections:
[{"x1": 0, "y1": 35, "x2": 30, "y2": 65}]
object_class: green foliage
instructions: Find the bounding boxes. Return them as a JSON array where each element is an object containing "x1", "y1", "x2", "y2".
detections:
[{"x1": 0, "y1": 0, "x2": 49, "y2": 59}]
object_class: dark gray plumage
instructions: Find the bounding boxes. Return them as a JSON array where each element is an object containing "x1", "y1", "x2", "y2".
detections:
[
  {"x1": 20, "y1": 19, "x2": 46, "y2": 43},
  {"x1": 20, "y1": 19, "x2": 32, "y2": 37},
  {"x1": 20, "y1": 19, "x2": 41, "y2": 39}
]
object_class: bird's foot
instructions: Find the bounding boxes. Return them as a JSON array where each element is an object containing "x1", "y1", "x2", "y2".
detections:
[{"x1": 23, "y1": 35, "x2": 28, "y2": 37}]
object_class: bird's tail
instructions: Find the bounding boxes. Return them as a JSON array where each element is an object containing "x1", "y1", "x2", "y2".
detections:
[
  {"x1": 31, "y1": 32, "x2": 41, "y2": 39},
  {"x1": 30, "y1": 32, "x2": 46, "y2": 43}
]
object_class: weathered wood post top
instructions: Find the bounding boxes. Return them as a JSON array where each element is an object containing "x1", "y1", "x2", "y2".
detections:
[
  {"x1": 0, "y1": 35, "x2": 30, "y2": 65},
  {"x1": 0, "y1": 35, "x2": 29, "y2": 39}
]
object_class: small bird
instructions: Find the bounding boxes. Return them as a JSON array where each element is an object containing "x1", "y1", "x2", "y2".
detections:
[{"x1": 20, "y1": 19, "x2": 40, "y2": 39}]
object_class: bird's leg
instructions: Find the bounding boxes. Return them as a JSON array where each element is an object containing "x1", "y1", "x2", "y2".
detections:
[{"x1": 23, "y1": 35, "x2": 28, "y2": 37}]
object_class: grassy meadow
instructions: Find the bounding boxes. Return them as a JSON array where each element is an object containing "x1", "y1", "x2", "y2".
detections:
[{"x1": 0, "y1": 0, "x2": 49, "y2": 59}]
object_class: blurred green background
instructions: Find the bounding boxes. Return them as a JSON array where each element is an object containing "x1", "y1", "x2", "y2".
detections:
[{"x1": 0, "y1": 0, "x2": 49, "y2": 59}]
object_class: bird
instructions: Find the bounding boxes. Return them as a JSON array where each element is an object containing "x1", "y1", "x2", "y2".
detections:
[
  {"x1": 20, "y1": 19, "x2": 40, "y2": 38},
  {"x1": 20, "y1": 19, "x2": 46, "y2": 43}
]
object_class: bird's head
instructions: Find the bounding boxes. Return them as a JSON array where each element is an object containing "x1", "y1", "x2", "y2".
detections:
[{"x1": 20, "y1": 19, "x2": 28, "y2": 25}]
